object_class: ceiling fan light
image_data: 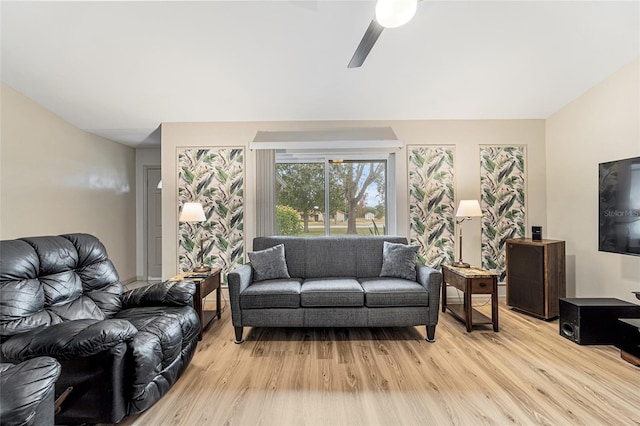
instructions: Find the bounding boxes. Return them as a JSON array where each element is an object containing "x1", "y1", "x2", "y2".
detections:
[{"x1": 375, "y1": 0, "x2": 417, "y2": 29}]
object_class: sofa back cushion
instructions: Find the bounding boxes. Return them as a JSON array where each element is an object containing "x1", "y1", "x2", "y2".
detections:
[
  {"x1": 253, "y1": 236, "x2": 408, "y2": 279},
  {"x1": 0, "y1": 234, "x2": 124, "y2": 341}
]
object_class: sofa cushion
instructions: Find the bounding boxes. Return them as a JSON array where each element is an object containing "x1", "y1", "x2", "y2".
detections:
[
  {"x1": 300, "y1": 278, "x2": 364, "y2": 307},
  {"x1": 304, "y1": 240, "x2": 357, "y2": 278},
  {"x1": 0, "y1": 236, "x2": 124, "y2": 340},
  {"x1": 248, "y1": 244, "x2": 290, "y2": 282},
  {"x1": 360, "y1": 278, "x2": 429, "y2": 307},
  {"x1": 379, "y1": 241, "x2": 419, "y2": 281},
  {"x1": 240, "y1": 279, "x2": 301, "y2": 309}
]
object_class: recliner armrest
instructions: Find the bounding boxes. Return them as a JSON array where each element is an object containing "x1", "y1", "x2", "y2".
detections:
[
  {"x1": 1, "y1": 319, "x2": 137, "y2": 362},
  {"x1": 0, "y1": 357, "x2": 61, "y2": 426},
  {"x1": 121, "y1": 280, "x2": 196, "y2": 309}
]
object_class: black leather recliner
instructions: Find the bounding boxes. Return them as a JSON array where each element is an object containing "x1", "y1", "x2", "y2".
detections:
[
  {"x1": 0, "y1": 234, "x2": 200, "y2": 424},
  {"x1": 0, "y1": 356, "x2": 61, "y2": 426}
]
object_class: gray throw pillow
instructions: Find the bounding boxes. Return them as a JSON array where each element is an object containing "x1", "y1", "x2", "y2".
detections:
[
  {"x1": 248, "y1": 244, "x2": 290, "y2": 282},
  {"x1": 379, "y1": 241, "x2": 419, "y2": 281}
]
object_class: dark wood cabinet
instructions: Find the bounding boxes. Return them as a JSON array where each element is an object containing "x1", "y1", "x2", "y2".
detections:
[{"x1": 506, "y1": 238, "x2": 566, "y2": 319}]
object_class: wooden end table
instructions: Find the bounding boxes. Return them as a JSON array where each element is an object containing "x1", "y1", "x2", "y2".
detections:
[
  {"x1": 172, "y1": 269, "x2": 222, "y2": 340},
  {"x1": 441, "y1": 264, "x2": 499, "y2": 332}
]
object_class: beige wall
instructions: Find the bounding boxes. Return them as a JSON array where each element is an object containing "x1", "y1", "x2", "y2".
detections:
[
  {"x1": 546, "y1": 58, "x2": 640, "y2": 303},
  {"x1": 0, "y1": 83, "x2": 137, "y2": 282},
  {"x1": 161, "y1": 119, "x2": 546, "y2": 280}
]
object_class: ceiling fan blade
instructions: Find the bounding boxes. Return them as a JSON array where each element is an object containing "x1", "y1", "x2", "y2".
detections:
[{"x1": 348, "y1": 19, "x2": 384, "y2": 68}]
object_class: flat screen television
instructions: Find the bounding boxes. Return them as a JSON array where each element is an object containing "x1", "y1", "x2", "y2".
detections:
[{"x1": 598, "y1": 156, "x2": 640, "y2": 256}]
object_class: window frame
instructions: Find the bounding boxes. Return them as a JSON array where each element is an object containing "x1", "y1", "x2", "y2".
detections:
[{"x1": 275, "y1": 151, "x2": 396, "y2": 236}]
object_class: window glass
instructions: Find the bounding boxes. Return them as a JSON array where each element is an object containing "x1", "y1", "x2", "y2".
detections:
[
  {"x1": 275, "y1": 158, "x2": 387, "y2": 236},
  {"x1": 275, "y1": 163, "x2": 325, "y2": 235},
  {"x1": 329, "y1": 160, "x2": 386, "y2": 235}
]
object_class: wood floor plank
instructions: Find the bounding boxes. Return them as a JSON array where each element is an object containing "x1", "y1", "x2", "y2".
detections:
[{"x1": 119, "y1": 296, "x2": 640, "y2": 426}]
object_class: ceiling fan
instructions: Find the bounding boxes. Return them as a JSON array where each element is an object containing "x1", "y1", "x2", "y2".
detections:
[{"x1": 348, "y1": 0, "x2": 419, "y2": 68}]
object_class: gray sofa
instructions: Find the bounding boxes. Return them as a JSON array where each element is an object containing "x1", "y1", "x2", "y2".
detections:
[{"x1": 228, "y1": 236, "x2": 442, "y2": 343}]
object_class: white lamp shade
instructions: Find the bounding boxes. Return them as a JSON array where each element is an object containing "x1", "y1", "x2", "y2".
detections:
[
  {"x1": 179, "y1": 202, "x2": 206, "y2": 222},
  {"x1": 455, "y1": 200, "x2": 482, "y2": 218},
  {"x1": 375, "y1": 0, "x2": 418, "y2": 28}
]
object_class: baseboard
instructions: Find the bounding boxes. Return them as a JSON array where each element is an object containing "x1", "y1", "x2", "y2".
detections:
[{"x1": 121, "y1": 277, "x2": 137, "y2": 285}]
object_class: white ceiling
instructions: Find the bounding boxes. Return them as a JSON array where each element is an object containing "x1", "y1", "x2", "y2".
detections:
[{"x1": 2, "y1": 1, "x2": 639, "y2": 147}]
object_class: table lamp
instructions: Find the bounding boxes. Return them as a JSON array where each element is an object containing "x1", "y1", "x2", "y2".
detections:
[
  {"x1": 179, "y1": 202, "x2": 210, "y2": 273},
  {"x1": 452, "y1": 200, "x2": 483, "y2": 268}
]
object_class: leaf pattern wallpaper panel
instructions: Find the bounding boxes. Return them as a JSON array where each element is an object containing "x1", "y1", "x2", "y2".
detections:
[
  {"x1": 408, "y1": 146, "x2": 455, "y2": 268},
  {"x1": 480, "y1": 146, "x2": 526, "y2": 281},
  {"x1": 178, "y1": 148, "x2": 244, "y2": 282}
]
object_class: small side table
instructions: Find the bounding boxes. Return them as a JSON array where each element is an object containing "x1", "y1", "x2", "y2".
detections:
[
  {"x1": 441, "y1": 264, "x2": 499, "y2": 332},
  {"x1": 172, "y1": 269, "x2": 222, "y2": 340}
]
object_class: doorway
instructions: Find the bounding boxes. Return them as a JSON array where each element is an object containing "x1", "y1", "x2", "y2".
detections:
[{"x1": 145, "y1": 167, "x2": 162, "y2": 280}]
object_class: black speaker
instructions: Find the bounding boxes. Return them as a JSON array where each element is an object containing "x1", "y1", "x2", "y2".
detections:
[
  {"x1": 559, "y1": 298, "x2": 640, "y2": 345},
  {"x1": 532, "y1": 226, "x2": 542, "y2": 241}
]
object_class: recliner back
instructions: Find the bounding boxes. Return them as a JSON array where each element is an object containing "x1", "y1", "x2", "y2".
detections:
[
  {"x1": 0, "y1": 233, "x2": 124, "y2": 341},
  {"x1": 253, "y1": 236, "x2": 408, "y2": 279}
]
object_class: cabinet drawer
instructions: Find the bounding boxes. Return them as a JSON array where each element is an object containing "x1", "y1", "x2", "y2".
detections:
[
  {"x1": 199, "y1": 274, "x2": 220, "y2": 297},
  {"x1": 471, "y1": 279, "x2": 493, "y2": 294},
  {"x1": 443, "y1": 270, "x2": 465, "y2": 291}
]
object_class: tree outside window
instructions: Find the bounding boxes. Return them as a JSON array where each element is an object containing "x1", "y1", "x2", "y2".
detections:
[{"x1": 276, "y1": 160, "x2": 386, "y2": 236}]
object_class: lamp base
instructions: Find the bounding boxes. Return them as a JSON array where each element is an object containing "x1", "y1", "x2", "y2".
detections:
[
  {"x1": 451, "y1": 261, "x2": 471, "y2": 268},
  {"x1": 193, "y1": 265, "x2": 211, "y2": 273}
]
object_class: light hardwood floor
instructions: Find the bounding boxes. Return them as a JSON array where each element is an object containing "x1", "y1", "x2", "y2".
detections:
[{"x1": 120, "y1": 293, "x2": 639, "y2": 426}]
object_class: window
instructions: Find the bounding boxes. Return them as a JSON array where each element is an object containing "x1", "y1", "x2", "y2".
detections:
[
  {"x1": 275, "y1": 154, "x2": 394, "y2": 236},
  {"x1": 276, "y1": 162, "x2": 325, "y2": 235}
]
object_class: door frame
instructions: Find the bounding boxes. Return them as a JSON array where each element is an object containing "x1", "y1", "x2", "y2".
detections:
[{"x1": 144, "y1": 166, "x2": 162, "y2": 280}]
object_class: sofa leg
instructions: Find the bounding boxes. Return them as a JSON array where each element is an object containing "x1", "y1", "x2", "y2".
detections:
[
  {"x1": 234, "y1": 326, "x2": 244, "y2": 344},
  {"x1": 426, "y1": 325, "x2": 436, "y2": 343}
]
